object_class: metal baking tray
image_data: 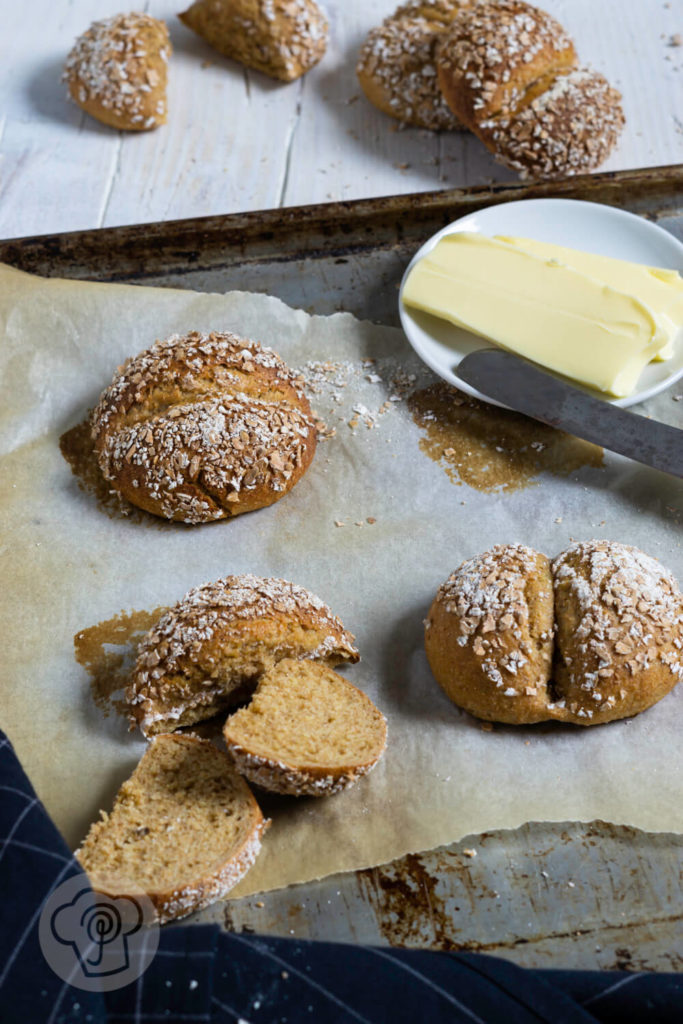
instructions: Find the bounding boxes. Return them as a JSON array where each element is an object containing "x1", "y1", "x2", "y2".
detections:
[{"x1": 2, "y1": 165, "x2": 682, "y2": 972}]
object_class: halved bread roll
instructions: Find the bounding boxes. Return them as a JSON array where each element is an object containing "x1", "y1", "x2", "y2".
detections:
[{"x1": 128, "y1": 574, "x2": 359, "y2": 736}]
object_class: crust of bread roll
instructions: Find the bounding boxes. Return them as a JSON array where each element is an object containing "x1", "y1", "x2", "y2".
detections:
[
  {"x1": 179, "y1": 0, "x2": 328, "y2": 82},
  {"x1": 91, "y1": 331, "x2": 317, "y2": 524},
  {"x1": 64, "y1": 13, "x2": 171, "y2": 131},
  {"x1": 425, "y1": 544, "x2": 556, "y2": 724},
  {"x1": 551, "y1": 540, "x2": 683, "y2": 724}
]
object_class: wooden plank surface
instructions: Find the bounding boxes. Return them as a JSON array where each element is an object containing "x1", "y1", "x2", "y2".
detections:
[{"x1": 1, "y1": 0, "x2": 682, "y2": 239}]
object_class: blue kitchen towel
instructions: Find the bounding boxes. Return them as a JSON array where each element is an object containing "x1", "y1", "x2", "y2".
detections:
[{"x1": 1, "y1": 729, "x2": 680, "y2": 1024}]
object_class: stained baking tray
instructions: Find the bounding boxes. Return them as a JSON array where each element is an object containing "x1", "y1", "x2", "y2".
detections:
[{"x1": 2, "y1": 165, "x2": 682, "y2": 972}]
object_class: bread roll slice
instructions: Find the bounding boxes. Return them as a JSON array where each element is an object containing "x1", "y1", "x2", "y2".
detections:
[
  {"x1": 223, "y1": 659, "x2": 387, "y2": 796},
  {"x1": 76, "y1": 734, "x2": 268, "y2": 924}
]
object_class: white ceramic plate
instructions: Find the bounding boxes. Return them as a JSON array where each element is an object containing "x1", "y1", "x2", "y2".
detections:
[{"x1": 398, "y1": 198, "x2": 683, "y2": 409}]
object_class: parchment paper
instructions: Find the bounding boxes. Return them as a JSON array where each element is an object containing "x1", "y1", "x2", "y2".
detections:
[{"x1": 1, "y1": 262, "x2": 681, "y2": 901}]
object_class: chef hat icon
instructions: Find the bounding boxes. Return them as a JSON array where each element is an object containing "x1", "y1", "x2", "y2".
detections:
[{"x1": 51, "y1": 887, "x2": 144, "y2": 978}]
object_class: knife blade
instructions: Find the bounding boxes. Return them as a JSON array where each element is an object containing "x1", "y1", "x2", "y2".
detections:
[{"x1": 455, "y1": 349, "x2": 683, "y2": 479}]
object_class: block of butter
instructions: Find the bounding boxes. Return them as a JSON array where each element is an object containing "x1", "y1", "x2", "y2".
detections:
[
  {"x1": 401, "y1": 232, "x2": 677, "y2": 397},
  {"x1": 497, "y1": 235, "x2": 683, "y2": 362}
]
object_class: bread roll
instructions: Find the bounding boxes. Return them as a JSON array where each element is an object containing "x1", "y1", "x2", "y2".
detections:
[
  {"x1": 76, "y1": 734, "x2": 268, "y2": 924},
  {"x1": 436, "y1": 1, "x2": 624, "y2": 179},
  {"x1": 128, "y1": 574, "x2": 360, "y2": 736},
  {"x1": 223, "y1": 658, "x2": 387, "y2": 796},
  {"x1": 179, "y1": 0, "x2": 328, "y2": 82},
  {"x1": 64, "y1": 13, "x2": 171, "y2": 131},
  {"x1": 91, "y1": 331, "x2": 317, "y2": 524},
  {"x1": 357, "y1": 1, "x2": 468, "y2": 131},
  {"x1": 425, "y1": 540, "x2": 683, "y2": 726}
]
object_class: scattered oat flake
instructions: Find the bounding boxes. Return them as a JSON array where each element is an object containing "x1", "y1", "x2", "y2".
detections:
[
  {"x1": 462, "y1": 848, "x2": 477, "y2": 858},
  {"x1": 554, "y1": 517, "x2": 563, "y2": 523},
  {"x1": 334, "y1": 520, "x2": 345, "y2": 527}
]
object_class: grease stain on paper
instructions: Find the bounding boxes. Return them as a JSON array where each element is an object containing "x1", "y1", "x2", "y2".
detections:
[
  {"x1": 74, "y1": 608, "x2": 166, "y2": 718},
  {"x1": 408, "y1": 382, "x2": 603, "y2": 492}
]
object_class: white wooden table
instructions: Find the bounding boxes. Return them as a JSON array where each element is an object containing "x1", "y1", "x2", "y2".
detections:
[{"x1": 1, "y1": 0, "x2": 682, "y2": 240}]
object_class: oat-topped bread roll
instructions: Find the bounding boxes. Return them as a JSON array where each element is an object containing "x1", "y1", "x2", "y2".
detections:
[
  {"x1": 436, "y1": 1, "x2": 624, "y2": 179},
  {"x1": 426, "y1": 540, "x2": 683, "y2": 726},
  {"x1": 76, "y1": 734, "x2": 268, "y2": 924},
  {"x1": 356, "y1": 1, "x2": 469, "y2": 131},
  {"x1": 64, "y1": 13, "x2": 171, "y2": 131},
  {"x1": 551, "y1": 540, "x2": 683, "y2": 725},
  {"x1": 91, "y1": 331, "x2": 317, "y2": 524},
  {"x1": 426, "y1": 544, "x2": 556, "y2": 724},
  {"x1": 224, "y1": 659, "x2": 387, "y2": 796},
  {"x1": 178, "y1": 0, "x2": 328, "y2": 82},
  {"x1": 129, "y1": 574, "x2": 359, "y2": 736}
]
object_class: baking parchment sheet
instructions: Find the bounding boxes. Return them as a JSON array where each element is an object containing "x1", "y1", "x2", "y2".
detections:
[{"x1": 0, "y1": 262, "x2": 681, "y2": 901}]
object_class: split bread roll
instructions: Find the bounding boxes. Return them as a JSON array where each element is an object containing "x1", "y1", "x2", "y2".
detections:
[
  {"x1": 436, "y1": 0, "x2": 624, "y2": 179},
  {"x1": 91, "y1": 330, "x2": 317, "y2": 524},
  {"x1": 128, "y1": 574, "x2": 359, "y2": 737},
  {"x1": 223, "y1": 659, "x2": 388, "y2": 795},
  {"x1": 179, "y1": 0, "x2": 328, "y2": 82},
  {"x1": 64, "y1": 13, "x2": 171, "y2": 131},
  {"x1": 426, "y1": 540, "x2": 683, "y2": 726},
  {"x1": 356, "y1": 1, "x2": 468, "y2": 131},
  {"x1": 76, "y1": 734, "x2": 268, "y2": 924}
]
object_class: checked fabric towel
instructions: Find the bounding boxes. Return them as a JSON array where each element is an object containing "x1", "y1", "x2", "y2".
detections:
[{"x1": 0, "y1": 729, "x2": 680, "y2": 1024}]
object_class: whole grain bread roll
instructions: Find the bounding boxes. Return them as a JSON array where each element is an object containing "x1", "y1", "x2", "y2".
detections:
[
  {"x1": 76, "y1": 734, "x2": 268, "y2": 924},
  {"x1": 179, "y1": 0, "x2": 328, "y2": 82},
  {"x1": 91, "y1": 330, "x2": 317, "y2": 524},
  {"x1": 425, "y1": 544, "x2": 556, "y2": 724},
  {"x1": 356, "y1": 1, "x2": 468, "y2": 131},
  {"x1": 128, "y1": 574, "x2": 360, "y2": 736},
  {"x1": 223, "y1": 658, "x2": 388, "y2": 796},
  {"x1": 436, "y1": 0, "x2": 624, "y2": 179},
  {"x1": 64, "y1": 13, "x2": 171, "y2": 131},
  {"x1": 425, "y1": 540, "x2": 683, "y2": 726}
]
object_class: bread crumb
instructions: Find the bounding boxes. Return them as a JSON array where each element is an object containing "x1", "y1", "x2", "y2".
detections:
[
  {"x1": 462, "y1": 848, "x2": 477, "y2": 858},
  {"x1": 367, "y1": 517, "x2": 376, "y2": 524}
]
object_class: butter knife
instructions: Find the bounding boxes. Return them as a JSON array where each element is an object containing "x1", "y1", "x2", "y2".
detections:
[{"x1": 455, "y1": 349, "x2": 683, "y2": 479}]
